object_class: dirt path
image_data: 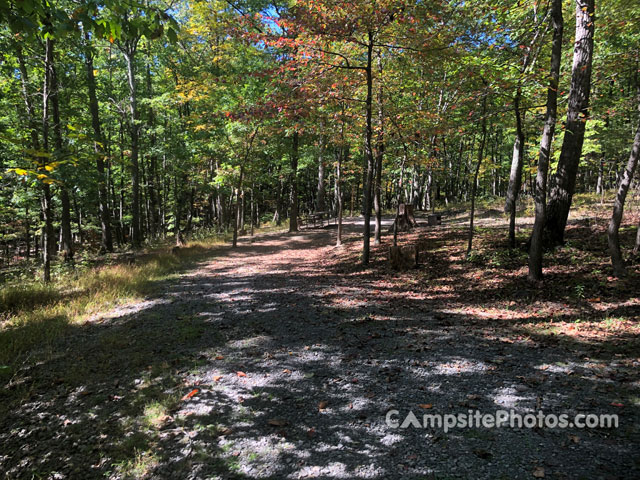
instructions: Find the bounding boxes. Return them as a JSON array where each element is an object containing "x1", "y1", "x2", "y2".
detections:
[{"x1": 1, "y1": 220, "x2": 638, "y2": 479}]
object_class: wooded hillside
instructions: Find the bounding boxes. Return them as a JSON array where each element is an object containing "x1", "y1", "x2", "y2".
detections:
[{"x1": 1, "y1": 0, "x2": 639, "y2": 280}]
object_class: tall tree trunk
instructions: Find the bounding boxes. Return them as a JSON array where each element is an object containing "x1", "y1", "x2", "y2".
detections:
[
  {"x1": 48, "y1": 39, "x2": 73, "y2": 262},
  {"x1": 250, "y1": 184, "x2": 255, "y2": 236},
  {"x1": 16, "y1": 47, "x2": 39, "y2": 265},
  {"x1": 84, "y1": 32, "x2": 113, "y2": 253},
  {"x1": 608, "y1": 87, "x2": 640, "y2": 277},
  {"x1": 122, "y1": 42, "x2": 142, "y2": 248},
  {"x1": 634, "y1": 215, "x2": 640, "y2": 256},
  {"x1": 374, "y1": 52, "x2": 384, "y2": 246},
  {"x1": 317, "y1": 137, "x2": 326, "y2": 212},
  {"x1": 173, "y1": 175, "x2": 182, "y2": 245},
  {"x1": 505, "y1": 89, "x2": 525, "y2": 248},
  {"x1": 528, "y1": 0, "x2": 564, "y2": 282},
  {"x1": 362, "y1": 32, "x2": 375, "y2": 264},
  {"x1": 545, "y1": 0, "x2": 595, "y2": 245},
  {"x1": 336, "y1": 146, "x2": 344, "y2": 246},
  {"x1": 233, "y1": 166, "x2": 244, "y2": 247},
  {"x1": 289, "y1": 131, "x2": 299, "y2": 232},
  {"x1": 41, "y1": 38, "x2": 55, "y2": 282},
  {"x1": 145, "y1": 54, "x2": 160, "y2": 237},
  {"x1": 467, "y1": 88, "x2": 488, "y2": 257},
  {"x1": 25, "y1": 204, "x2": 31, "y2": 259}
]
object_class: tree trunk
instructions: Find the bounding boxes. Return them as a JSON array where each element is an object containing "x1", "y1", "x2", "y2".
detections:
[
  {"x1": 545, "y1": 0, "x2": 595, "y2": 245},
  {"x1": 528, "y1": 0, "x2": 564, "y2": 282},
  {"x1": 634, "y1": 215, "x2": 640, "y2": 256},
  {"x1": 250, "y1": 184, "x2": 255, "y2": 236},
  {"x1": 25, "y1": 204, "x2": 31, "y2": 259},
  {"x1": 317, "y1": 137, "x2": 326, "y2": 212},
  {"x1": 467, "y1": 88, "x2": 488, "y2": 257},
  {"x1": 122, "y1": 43, "x2": 142, "y2": 248},
  {"x1": 174, "y1": 175, "x2": 182, "y2": 245},
  {"x1": 145, "y1": 54, "x2": 160, "y2": 238},
  {"x1": 233, "y1": 166, "x2": 244, "y2": 247},
  {"x1": 362, "y1": 32, "x2": 375, "y2": 264},
  {"x1": 505, "y1": 89, "x2": 525, "y2": 248},
  {"x1": 374, "y1": 51, "x2": 384, "y2": 246},
  {"x1": 16, "y1": 48, "x2": 38, "y2": 263},
  {"x1": 336, "y1": 146, "x2": 344, "y2": 246},
  {"x1": 47, "y1": 39, "x2": 73, "y2": 262},
  {"x1": 84, "y1": 32, "x2": 113, "y2": 253},
  {"x1": 608, "y1": 89, "x2": 640, "y2": 277},
  {"x1": 41, "y1": 38, "x2": 55, "y2": 282},
  {"x1": 289, "y1": 131, "x2": 299, "y2": 232}
]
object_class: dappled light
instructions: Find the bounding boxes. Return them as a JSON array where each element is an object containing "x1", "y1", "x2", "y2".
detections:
[{"x1": 2, "y1": 216, "x2": 638, "y2": 478}]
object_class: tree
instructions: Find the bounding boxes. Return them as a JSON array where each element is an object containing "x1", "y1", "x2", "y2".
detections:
[
  {"x1": 545, "y1": 0, "x2": 595, "y2": 245},
  {"x1": 528, "y1": 0, "x2": 564, "y2": 282},
  {"x1": 83, "y1": 30, "x2": 114, "y2": 253},
  {"x1": 608, "y1": 86, "x2": 639, "y2": 276}
]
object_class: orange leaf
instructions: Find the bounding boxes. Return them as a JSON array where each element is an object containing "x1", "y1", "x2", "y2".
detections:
[
  {"x1": 213, "y1": 375, "x2": 223, "y2": 382},
  {"x1": 182, "y1": 389, "x2": 199, "y2": 401},
  {"x1": 215, "y1": 355, "x2": 224, "y2": 360},
  {"x1": 418, "y1": 403, "x2": 433, "y2": 409},
  {"x1": 237, "y1": 371, "x2": 247, "y2": 377}
]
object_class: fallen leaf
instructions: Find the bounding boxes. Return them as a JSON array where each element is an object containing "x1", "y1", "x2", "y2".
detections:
[
  {"x1": 215, "y1": 355, "x2": 224, "y2": 360},
  {"x1": 318, "y1": 400, "x2": 329, "y2": 410},
  {"x1": 283, "y1": 369, "x2": 292, "y2": 374},
  {"x1": 182, "y1": 389, "x2": 199, "y2": 401},
  {"x1": 532, "y1": 466, "x2": 545, "y2": 478},
  {"x1": 213, "y1": 375, "x2": 223, "y2": 382},
  {"x1": 268, "y1": 418, "x2": 287, "y2": 427},
  {"x1": 237, "y1": 371, "x2": 247, "y2": 377},
  {"x1": 610, "y1": 402, "x2": 624, "y2": 407},
  {"x1": 569, "y1": 434, "x2": 580, "y2": 444},
  {"x1": 418, "y1": 403, "x2": 433, "y2": 409}
]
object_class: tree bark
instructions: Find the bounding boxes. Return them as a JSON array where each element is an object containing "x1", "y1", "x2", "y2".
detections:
[
  {"x1": 634, "y1": 215, "x2": 640, "y2": 256},
  {"x1": 374, "y1": 51, "x2": 384, "y2": 246},
  {"x1": 233, "y1": 166, "x2": 244, "y2": 247},
  {"x1": 336, "y1": 146, "x2": 343, "y2": 246},
  {"x1": 289, "y1": 131, "x2": 299, "y2": 232},
  {"x1": 608, "y1": 88, "x2": 640, "y2": 277},
  {"x1": 47, "y1": 39, "x2": 73, "y2": 262},
  {"x1": 16, "y1": 49, "x2": 36, "y2": 262},
  {"x1": 145, "y1": 53, "x2": 160, "y2": 238},
  {"x1": 528, "y1": 0, "x2": 564, "y2": 282},
  {"x1": 84, "y1": 32, "x2": 113, "y2": 253},
  {"x1": 362, "y1": 31, "x2": 375, "y2": 264},
  {"x1": 122, "y1": 41, "x2": 142, "y2": 248},
  {"x1": 545, "y1": 0, "x2": 595, "y2": 245},
  {"x1": 505, "y1": 89, "x2": 525, "y2": 248},
  {"x1": 317, "y1": 137, "x2": 326, "y2": 212},
  {"x1": 41, "y1": 38, "x2": 55, "y2": 282},
  {"x1": 467, "y1": 87, "x2": 488, "y2": 258}
]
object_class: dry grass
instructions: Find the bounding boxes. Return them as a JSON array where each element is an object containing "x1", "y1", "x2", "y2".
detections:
[{"x1": 0, "y1": 227, "x2": 283, "y2": 384}]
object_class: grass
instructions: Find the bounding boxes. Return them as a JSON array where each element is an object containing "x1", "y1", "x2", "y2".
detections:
[
  {"x1": 113, "y1": 449, "x2": 160, "y2": 479},
  {"x1": 0, "y1": 225, "x2": 283, "y2": 386}
]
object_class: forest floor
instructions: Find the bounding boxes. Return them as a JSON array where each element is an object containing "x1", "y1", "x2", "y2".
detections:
[{"x1": 1, "y1": 205, "x2": 639, "y2": 479}]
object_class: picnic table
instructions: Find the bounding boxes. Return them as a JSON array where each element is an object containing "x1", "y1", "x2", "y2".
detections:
[{"x1": 301, "y1": 211, "x2": 335, "y2": 228}]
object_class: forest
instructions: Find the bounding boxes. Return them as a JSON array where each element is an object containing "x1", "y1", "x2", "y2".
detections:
[{"x1": 1, "y1": 0, "x2": 639, "y2": 479}]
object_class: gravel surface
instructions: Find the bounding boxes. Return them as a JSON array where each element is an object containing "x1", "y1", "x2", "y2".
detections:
[{"x1": 1, "y1": 218, "x2": 638, "y2": 479}]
